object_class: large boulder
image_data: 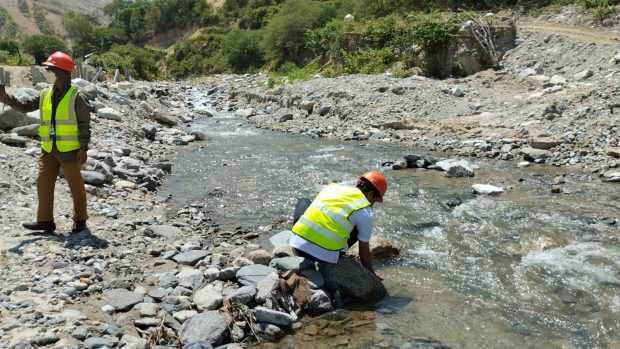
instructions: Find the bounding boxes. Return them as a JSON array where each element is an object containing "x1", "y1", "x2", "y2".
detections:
[
  {"x1": 319, "y1": 257, "x2": 387, "y2": 301},
  {"x1": 0, "y1": 107, "x2": 38, "y2": 130},
  {"x1": 179, "y1": 311, "x2": 232, "y2": 346},
  {"x1": 346, "y1": 236, "x2": 400, "y2": 260}
]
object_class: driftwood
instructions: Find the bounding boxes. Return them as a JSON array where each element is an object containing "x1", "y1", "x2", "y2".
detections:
[{"x1": 462, "y1": 16, "x2": 501, "y2": 70}]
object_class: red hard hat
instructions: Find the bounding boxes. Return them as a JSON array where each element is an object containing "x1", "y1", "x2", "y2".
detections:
[
  {"x1": 42, "y1": 52, "x2": 75, "y2": 73},
  {"x1": 359, "y1": 170, "x2": 387, "y2": 202}
]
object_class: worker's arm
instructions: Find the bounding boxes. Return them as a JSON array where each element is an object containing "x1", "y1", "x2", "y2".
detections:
[
  {"x1": 359, "y1": 241, "x2": 383, "y2": 281},
  {"x1": 0, "y1": 85, "x2": 40, "y2": 113}
]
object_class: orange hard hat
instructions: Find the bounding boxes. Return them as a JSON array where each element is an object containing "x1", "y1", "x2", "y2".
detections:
[
  {"x1": 42, "y1": 52, "x2": 75, "y2": 73},
  {"x1": 359, "y1": 170, "x2": 387, "y2": 202}
]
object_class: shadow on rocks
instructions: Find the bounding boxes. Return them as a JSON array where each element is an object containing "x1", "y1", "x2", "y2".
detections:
[{"x1": 9, "y1": 230, "x2": 108, "y2": 254}]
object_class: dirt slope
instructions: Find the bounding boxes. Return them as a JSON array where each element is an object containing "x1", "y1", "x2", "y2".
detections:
[{"x1": 0, "y1": 0, "x2": 112, "y2": 37}]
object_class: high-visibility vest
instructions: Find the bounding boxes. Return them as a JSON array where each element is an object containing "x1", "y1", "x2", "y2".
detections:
[
  {"x1": 39, "y1": 86, "x2": 80, "y2": 153},
  {"x1": 292, "y1": 183, "x2": 371, "y2": 251}
]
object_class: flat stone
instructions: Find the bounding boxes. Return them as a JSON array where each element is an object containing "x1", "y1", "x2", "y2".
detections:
[
  {"x1": 606, "y1": 147, "x2": 620, "y2": 158},
  {"x1": 180, "y1": 311, "x2": 233, "y2": 346},
  {"x1": 472, "y1": 184, "x2": 504, "y2": 195},
  {"x1": 269, "y1": 256, "x2": 315, "y2": 272},
  {"x1": 103, "y1": 288, "x2": 144, "y2": 312},
  {"x1": 269, "y1": 230, "x2": 292, "y2": 248},
  {"x1": 253, "y1": 306, "x2": 296, "y2": 327},
  {"x1": 236, "y1": 265, "x2": 278, "y2": 287},
  {"x1": 173, "y1": 250, "x2": 209, "y2": 265},
  {"x1": 98, "y1": 107, "x2": 123, "y2": 121},
  {"x1": 145, "y1": 225, "x2": 182, "y2": 238},
  {"x1": 84, "y1": 336, "x2": 118, "y2": 349},
  {"x1": 81, "y1": 170, "x2": 106, "y2": 186},
  {"x1": 224, "y1": 285, "x2": 257, "y2": 305},
  {"x1": 528, "y1": 137, "x2": 562, "y2": 150}
]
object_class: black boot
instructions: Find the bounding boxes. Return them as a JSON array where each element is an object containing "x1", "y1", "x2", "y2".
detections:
[
  {"x1": 72, "y1": 221, "x2": 88, "y2": 233},
  {"x1": 22, "y1": 221, "x2": 56, "y2": 233}
]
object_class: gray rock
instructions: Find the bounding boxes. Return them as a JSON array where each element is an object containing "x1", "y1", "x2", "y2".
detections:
[
  {"x1": 309, "y1": 289, "x2": 333, "y2": 314},
  {"x1": 269, "y1": 230, "x2": 292, "y2": 248},
  {"x1": 253, "y1": 306, "x2": 295, "y2": 327},
  {"x1": 269, "y1": 256, "x2": 315, "y2": 272},
  {"x1": 173, "y1": 250, "x2": 209, "y2": 265},
  {"x1": 0, "y1": 134, "x2": 28, "y2": 145},
  {"x1": 176, "y1": 269, "x2": 204, "y2": 290},
  {"x1": 145, "y1": 225, "x2": 182, "y2": 238},
  {"x1": 153, "y1": 109, "x2": 179, "y2": 126},
  {"x1": 0, "y1": 106, "x2": 38, "y2": 130},
  {"x1": 319, "y1": 257, "x2": 387, "y2": 301},
  {"x1": 182, "y1": 341, "x2": 213, "y2": 349},
  {"x1": 81, "y1": 171, "x2": 107, "y2": 186},
  {"x1": 319, "y1": 104, "x2": 332, "y2": 116},
  {"x1": 520, "y1": 147, "x2": 552, "y2": 161},
  {"x1": 255, "y1": 272, "x2": 280, "y2": 304},
  {"x1": 158, "y1": 272, "x2": 178, "y2": 289},
  {"x1": 246, "y1": 249, "x2": 271, "y2": 265},
  {"x1": 235, "y1": 108, "x2": 255, "y2": 118},
  {"x1": 193, "y1": 284, "x2": 223, "y2": 311},
  {"x1": 103, "y1": 289, "x2": 144, "y2": 312},
  {"x1": 529, "y1": 137, "x2": 562, "y2": 150},
  {"x1": 301, "y1": 269, "x2": 324, "y2": 289},
  {"x1": 148, "y1": 288, "x2": 170, "y2": 301},
  {"x1": 299, "y1": 100, "x2": 315, "y2": 112},
  {"x1": 224, "y1": 285, "x2": 256, "y2": 305},
  {"x1": 138, "y1": 303, "x2": 158, "y2": 317},
  {"x1": 573, "y1": 69, "x2": 593, "y2": 81},
  {"x1": 97, "y1": 107, "x2": 123, "y2": 122},
  {"x1": 278, "y1": 113, "x2": 294, "y2": 123},
  {"x1": 254, "y1": 323, "x2": 284, "y2": 342},
  {"x1": 11, "y1": 124, "x2": 39, "y2": 137},
  {"x1": 180, "y1": 311, "x2": 232, "y2": 345},
  {"x1": 236, "y1": 265, "x2": 278, "y2": 287},
  {"x1": 84, "y1": 336, "x2": 118, "y2": 349}
]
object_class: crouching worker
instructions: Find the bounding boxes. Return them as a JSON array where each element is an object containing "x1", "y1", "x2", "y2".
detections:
[
  {"x1": 0, "y1": 52, "x2": 90, "y2": 233},
  {"x1": 288, "y1": 171, "x2": 387, "y2": 282}
]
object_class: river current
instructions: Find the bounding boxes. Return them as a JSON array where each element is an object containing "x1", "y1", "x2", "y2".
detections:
[{"x1": 158, "y1": 89, "x2": 620, "y2": 348}]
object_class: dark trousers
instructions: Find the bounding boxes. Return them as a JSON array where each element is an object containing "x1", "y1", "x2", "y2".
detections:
[{"x1": 292, "y1": 198, "x2": 358, "y2": 261}]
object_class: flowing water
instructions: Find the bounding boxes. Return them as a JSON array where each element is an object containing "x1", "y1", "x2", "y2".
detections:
[{"x1": 159, "y1": 89, "x2": 620, "y2": 349}]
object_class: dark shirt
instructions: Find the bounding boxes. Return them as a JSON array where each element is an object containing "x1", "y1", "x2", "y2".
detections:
[{"x1": 6, "y1": 85, "x2": 91, "y2": 162}]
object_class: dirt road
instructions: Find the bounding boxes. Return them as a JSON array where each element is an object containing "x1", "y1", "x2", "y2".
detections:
[{"x1": 518, "y1": 22, "x2": 620, "y2": 45}]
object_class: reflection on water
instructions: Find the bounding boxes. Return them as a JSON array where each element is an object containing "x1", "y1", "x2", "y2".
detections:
[{"x1": 159, "y1": 89, "x2": 620, "y2": 348}]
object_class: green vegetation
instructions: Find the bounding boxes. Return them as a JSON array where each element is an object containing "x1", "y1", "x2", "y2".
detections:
[
  {"x1": 21, "y1": 35, "x2": 67, "y2": 65},
  {"x1": 33, "y1": 5, "x2": 55, "y2": 35},
  {"x1": 0, "y1": 0, "x2": 616, "y2": 80},
  {"x1": 0, "y1": 6, "x2": 19, "y2": 38}
]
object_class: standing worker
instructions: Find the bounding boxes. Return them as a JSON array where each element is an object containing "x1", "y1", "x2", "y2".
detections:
[
  {"x1": 289, "y1": 171, "x2": 387, "y2": 281},
  {"x1": 0, "y1": 52, "x2": 91, "y2": 233}
]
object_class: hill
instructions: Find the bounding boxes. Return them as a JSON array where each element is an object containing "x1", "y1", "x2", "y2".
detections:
[{"x1": 0, "y1": 0, "x2": 112, "y2": 37}]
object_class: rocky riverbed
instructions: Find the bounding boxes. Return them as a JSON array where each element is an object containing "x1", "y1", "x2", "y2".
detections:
[{"x1": 1, "y1": 9, "x2": 619, "y2": 349}]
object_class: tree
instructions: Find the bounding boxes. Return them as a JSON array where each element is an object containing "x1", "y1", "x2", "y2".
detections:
[
  {"x1": 224, "y1": 29, "x2": 265, "y2": 72},
  {"x1": 62, "y1": 11, "x2": 98, "y2": 57},
  {"x1": 263, "y1": 0, "x2": 337, "y2": 65},
  {"x1": 21, "y1": 35, "x2": 67, "y2": 65}
]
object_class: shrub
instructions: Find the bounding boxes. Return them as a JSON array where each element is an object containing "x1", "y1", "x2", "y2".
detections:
[
  {"x1": 223, "y1": 29, "x2": 265, "y2": 73},
  {"x1": 21, "y1": 35, "x2": 67, "y2": 65},
  {"x1": 263, "y1": 0, "x2": 337, "y2": 65},
  {"x1": 90, "y1": 45, "x2": 162, "y2": 80},
  {"x1": 343, "y1": 48, "x2": 393, "y2": 74},
  {"x1": 407, "y1": 12, "x2": 454, "y2": 50}
]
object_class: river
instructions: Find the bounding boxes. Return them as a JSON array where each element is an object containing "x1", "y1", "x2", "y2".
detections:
[{"x1": 158, "y1": 88, "x2": 620, "y2": 348}]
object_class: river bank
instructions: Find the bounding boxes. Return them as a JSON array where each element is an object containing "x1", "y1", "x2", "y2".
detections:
[{"x1": 0, "y1": 11, "x2": 619, "y2": 349}]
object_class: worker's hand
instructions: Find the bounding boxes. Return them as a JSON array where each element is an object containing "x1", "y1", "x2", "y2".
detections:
[
  {"x1": 77, "y1": 149, "x2": 87, "y2": 165},
  {"x1": 373, "y1": 271, "x2": 384, "y2": 281}
]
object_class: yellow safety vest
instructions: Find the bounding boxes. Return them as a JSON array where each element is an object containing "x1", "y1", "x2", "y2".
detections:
[
  {"x1": 39, "y1": 86, "x2": 80, "y2": 153},
  {"x1": 292, "y1": 183, "x2": 371, "y2": 251}
]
